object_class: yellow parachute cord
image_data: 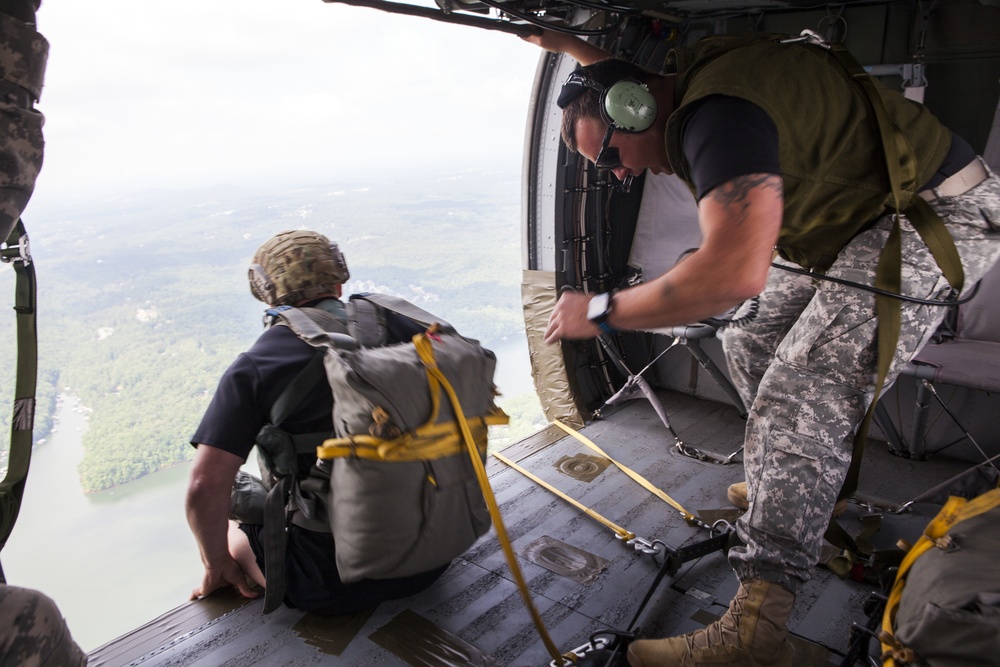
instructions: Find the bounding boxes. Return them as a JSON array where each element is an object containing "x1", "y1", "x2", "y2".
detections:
[{"x1": 411, "y1": 333, "x2": 576, "y2": 667}]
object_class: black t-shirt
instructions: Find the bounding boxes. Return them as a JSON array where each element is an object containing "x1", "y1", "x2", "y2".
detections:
[
  {"x1": 190, "y1": 324, "x2": 333, "y2": 459},
  {"x1": 680, "y1": 95, "x2": 975, "y2": 200},
  {"x1": 190, "y1": 305, "x2": 449, "y2": 613}
]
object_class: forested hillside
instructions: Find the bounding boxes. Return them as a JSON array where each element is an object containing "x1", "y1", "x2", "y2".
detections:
[{"x1": 0, "y1": 167, "x2": 545, "y2": 491}]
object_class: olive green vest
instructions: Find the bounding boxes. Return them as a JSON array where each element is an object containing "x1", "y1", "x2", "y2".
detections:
[{"x1": 663, "y1": 35, "x2": 952, "y2": 272}]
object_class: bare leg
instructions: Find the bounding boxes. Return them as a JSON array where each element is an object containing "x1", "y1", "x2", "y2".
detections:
[{"x1": 228, "y1": 521, "x2": 265, "y2": 588}]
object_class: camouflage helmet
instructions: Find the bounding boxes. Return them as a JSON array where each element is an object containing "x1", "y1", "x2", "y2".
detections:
[{"x1": 249, "y1": 230, "x2": 350, "y2": 306}]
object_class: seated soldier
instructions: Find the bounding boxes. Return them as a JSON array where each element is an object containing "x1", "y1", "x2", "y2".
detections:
[{"x1": 185, "y1": 230, "x2": 448, "y2": 614}]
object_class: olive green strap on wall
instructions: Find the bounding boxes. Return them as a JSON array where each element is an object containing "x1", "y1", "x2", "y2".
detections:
[
  {"x1": 0, "y1": 219, "x2": 38, "y2": 583},
  {"x1": 821, "y1": 39, "x2": 964, "y2": 502}
]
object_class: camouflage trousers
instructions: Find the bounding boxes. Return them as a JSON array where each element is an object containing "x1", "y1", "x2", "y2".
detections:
[
  {"x1": 0, "y1": 12, "x2": 47, "y2": 242},
  {"x1": 722, "y1": 161, "x2": 1000, "y2": 593},
  {"x1": 0, "y1": 584, "x2": 86, "y2": 666}
]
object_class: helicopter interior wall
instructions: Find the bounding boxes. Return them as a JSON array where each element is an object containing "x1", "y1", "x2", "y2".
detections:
[
  {"x1": 623, "y1": 172, "x2": 741, "y2": 407},
  {"x1": 528, "y1": 0, "x2": 1000, "y2": 443}
]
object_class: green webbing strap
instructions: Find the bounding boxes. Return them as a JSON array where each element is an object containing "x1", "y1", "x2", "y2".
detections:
[
  {"x1": 822, "y1": 42, "x2": 964, "y2": 503},
  {"x1": 268, "y1": 305, "x2": 349, "y2": 452},
  {"x1": 270, "y1": 351, "x2": 325, "y2": 430},
  {"x1": 262, "y1": 475, "x2": 293, "y2": 614},
  {"x1": 0, "y1": 219, "x2": 37, "y2": 583}
]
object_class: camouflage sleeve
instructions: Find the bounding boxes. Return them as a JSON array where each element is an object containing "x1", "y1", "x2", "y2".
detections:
[
  {"x1": 0, "y1": 584, "x2": 87, "y2": 666},
  {"x1": 0, "y1": 11, "x2": 47, "y2": 242}
]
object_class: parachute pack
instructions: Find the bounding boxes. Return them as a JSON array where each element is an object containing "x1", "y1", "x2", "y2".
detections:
[
  {"x1": 879, "y1": 487, "x2": 1000, "y2": 666},
  {"x1": 233, "y1": 293, "x2": 508, "y2": 613}
]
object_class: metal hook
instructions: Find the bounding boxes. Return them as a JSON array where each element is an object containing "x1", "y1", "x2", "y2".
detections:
[{"x1": 780, "y1": 28, "x2": 831, "y2": 50}]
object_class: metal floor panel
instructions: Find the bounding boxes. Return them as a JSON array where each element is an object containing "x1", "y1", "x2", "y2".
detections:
[{"x1": 87, "y1": 389, "x2": 987, "y2": 666}]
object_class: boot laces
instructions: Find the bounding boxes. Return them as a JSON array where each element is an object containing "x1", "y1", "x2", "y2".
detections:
[{"x1": 683, "y1": 588, "x2": 747, "y2": 652}]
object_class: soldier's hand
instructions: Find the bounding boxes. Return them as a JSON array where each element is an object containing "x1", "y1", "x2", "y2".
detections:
[
  {"x1": 191, "y1": 559, "x2": 258, "y2": 600},
  {"x1": 544, "y1": 291, "x2": 600, "y2": 343}
]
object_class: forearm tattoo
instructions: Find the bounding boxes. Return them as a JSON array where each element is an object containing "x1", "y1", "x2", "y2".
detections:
[{"x1": 707, "y1": 174, "x2": 783, "y2": 220}]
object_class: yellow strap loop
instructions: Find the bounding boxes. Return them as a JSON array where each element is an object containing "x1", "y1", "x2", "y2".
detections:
[
  {"x1": 316, "y1": 412, "x2": 508, "y2": 462},
  {"x1": 552, "y1": 419, "x2": 696, "y2": 522}
]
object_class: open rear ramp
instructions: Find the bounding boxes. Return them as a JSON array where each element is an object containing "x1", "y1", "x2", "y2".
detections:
[{"x1": 85, "y1": 389, "x2": 977, "y2": 666}]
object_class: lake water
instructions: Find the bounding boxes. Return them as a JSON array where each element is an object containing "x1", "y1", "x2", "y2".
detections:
[{"x1": 1, "y1": 336, "x2": 535, "y2": 652}]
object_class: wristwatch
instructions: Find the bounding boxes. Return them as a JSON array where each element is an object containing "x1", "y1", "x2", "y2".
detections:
[{"x1": 587, "y1": 292, "x2": 617, "y2": 335}]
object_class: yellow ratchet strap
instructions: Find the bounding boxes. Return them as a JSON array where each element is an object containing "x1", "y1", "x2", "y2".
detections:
[
  {"x1": 880, "y1": 488, "x2": 1000, "y2": 666},
  {"x1": 412, "y1": 333, "x2": 576, "y2": 666},
  {"x1": 552, "y1": 419, "x2": 696, "y2": 522},
  {"x1": 493, "y1": 451, "x2": 636, "y2": 542}
]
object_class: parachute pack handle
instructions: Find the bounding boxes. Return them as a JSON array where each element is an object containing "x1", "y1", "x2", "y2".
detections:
[
  {"x1": 410, "y1": 333, "x2": 578, "y2": 667},
  {"x1": 0, "y1": 220, "x2": 37, "y2": 583}
]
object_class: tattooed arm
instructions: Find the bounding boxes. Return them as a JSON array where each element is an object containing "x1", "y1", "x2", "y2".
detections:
[
  {"x1": 544, "y1": 174, "x2": 782, "y2": 342},
  {"x1": 614, "y1": 174, "x2": 782, "y2": 326}
]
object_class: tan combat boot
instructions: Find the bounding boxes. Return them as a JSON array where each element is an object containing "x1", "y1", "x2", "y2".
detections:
[
  {"x1": 727, "y1": 481, "x2": 848, "y2": 517},
  {"x1": 626, "y1": 579, "x2": 794, "y2": 667}
]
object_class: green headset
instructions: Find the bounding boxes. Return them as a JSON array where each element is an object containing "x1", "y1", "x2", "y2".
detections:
[{"x1": 560, "y1": 70, "x2": 658, "y2": 133}]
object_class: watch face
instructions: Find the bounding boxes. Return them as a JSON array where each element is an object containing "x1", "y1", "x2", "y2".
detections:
[{"x1": 587, "y1": 293, "x2": 610, "y2": 320}]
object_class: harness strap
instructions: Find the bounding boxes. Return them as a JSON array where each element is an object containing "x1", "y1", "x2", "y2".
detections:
[
  {"x1": 819, "y1": 41, "x2": 964, "y2": 505},
  {"x1": 0, "y1": 220, "x2": 37, "y2": 583},
  {"x1": 262, "y1": 476, "x2": 294, "y2": 614},
  {"x1": 256, "y1": 304, "x2": 349, "y2": 611},
  {"x1": 270, "y1": 351, "x2": 326, "y2": 428},
  {"x1": 411, "y1": 333, "x2": 575, "y2": 666}
]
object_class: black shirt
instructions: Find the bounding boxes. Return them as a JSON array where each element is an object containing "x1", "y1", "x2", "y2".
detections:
[
  {"x1": 680, "y1": 95, "x2": 976, "y2": 200},
  {"x1": 190, "y1": 321, "x2": 333, "y2": 459}
]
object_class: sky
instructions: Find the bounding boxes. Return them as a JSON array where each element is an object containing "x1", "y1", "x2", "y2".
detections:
[{"x1": 26, "y1": 0, "x2": 543, "y2": 205}]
